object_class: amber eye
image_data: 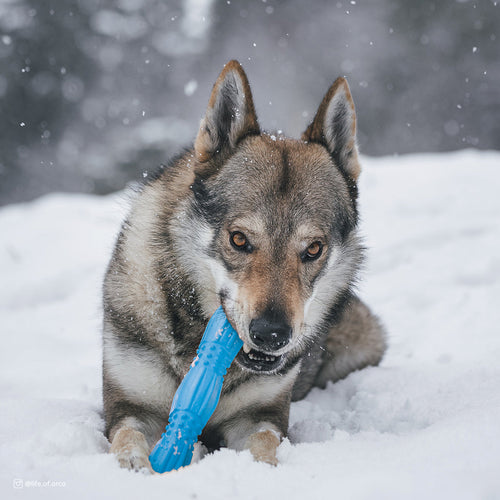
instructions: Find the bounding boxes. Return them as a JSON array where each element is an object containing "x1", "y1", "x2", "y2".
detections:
[
  {"x1": 230, "y1": 231, "x2": 250, "y2": 251},
  {"x1": 303, "y1": 241, "x2": 323, "y2": 261}
]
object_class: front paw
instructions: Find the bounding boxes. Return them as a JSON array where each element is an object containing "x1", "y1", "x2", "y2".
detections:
[
  {"x1": 110, "y1": 427, "x2": 154, "y2": 473},
  {"x1": 244, "y1": 429, "x2": 280, "y2": 466}
]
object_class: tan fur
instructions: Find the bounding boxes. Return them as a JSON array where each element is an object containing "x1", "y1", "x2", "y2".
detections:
[
  {"x1": 236, "y1": 250, "x2": 304, "y2": 334},
  {"x1": 244, "y1": 429, "x2": 281, "y2": 466},
  {"x1": 110, "y1": 426, "x2": 154, "y2": 473}
]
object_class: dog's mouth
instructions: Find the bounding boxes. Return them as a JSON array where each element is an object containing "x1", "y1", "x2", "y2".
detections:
[
  {"x1": 220, "y1": 302, "x2": 285, "y2": 372},
  {"x1": 235, "y1": 346, "x2": 284, "y2": 372}
]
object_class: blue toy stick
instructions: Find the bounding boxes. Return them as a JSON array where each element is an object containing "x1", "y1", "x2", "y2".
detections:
[{"x1": 149, "y1": 306, "x2": 243, "y2": 473}]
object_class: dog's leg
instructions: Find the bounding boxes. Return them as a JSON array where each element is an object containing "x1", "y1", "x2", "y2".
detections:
[
  {"x1": 222, "y1": 415, "x2": 288, "y2": 466},
  {"x1": 102, "y1": 322, "x2": 179, "y2": 471},
  {"x1": 104, "y1": 394, "x2": 167, "y2": 472},
  {"x1": 314, "y1": 296, "x2": 387, "y2": 387}
]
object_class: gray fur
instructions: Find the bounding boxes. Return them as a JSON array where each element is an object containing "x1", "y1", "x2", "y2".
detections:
[{"x1": 102, "y1": 61, "x2": 386, "y2": 470}]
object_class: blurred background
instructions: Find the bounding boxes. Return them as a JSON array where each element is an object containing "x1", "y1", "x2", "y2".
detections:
[{"x1": 1, "y1": 0, "x2": 498, "y2": 206}]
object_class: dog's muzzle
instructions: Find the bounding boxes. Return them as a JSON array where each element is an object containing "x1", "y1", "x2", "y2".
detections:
[{"x1": 235, "y1": 316, "x2": 292, "y2": 372}]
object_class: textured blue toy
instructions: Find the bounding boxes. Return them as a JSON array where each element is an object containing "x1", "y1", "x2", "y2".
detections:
[{"x1": 149, "y1": 306, "x2": 243, "y2": 473}]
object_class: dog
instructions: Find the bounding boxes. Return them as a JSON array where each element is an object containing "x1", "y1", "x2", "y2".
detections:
[{"x1": 102, "y1": 60, "x2": 386, "y2": 471}]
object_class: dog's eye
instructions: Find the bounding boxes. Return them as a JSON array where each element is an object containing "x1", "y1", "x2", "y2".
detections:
[
  {"x1": 230, "y1": 231, "x2": 251, "y2": 251},
  {"x1": 303, "y1": 241, "x2": 323, "y2": 261}
]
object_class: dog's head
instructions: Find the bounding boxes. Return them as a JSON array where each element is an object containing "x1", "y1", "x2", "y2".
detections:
[{"x1": 183, "y1": 61, "x2": 363, "y2": 373}]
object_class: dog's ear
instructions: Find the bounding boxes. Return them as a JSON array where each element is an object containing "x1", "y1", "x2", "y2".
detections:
[
  {"x1": 302, "y1": 77, "x2": 360, "y2": 182},
  {"x1": 194, "y1": 60, "x2": 260, "y2": 165}
]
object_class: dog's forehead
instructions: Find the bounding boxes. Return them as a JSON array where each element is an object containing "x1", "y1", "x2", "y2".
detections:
[
  {"x1": 226, "y1": 135, "x2": 345, "y2": 195},
  {"x1": 221, "y1": 135, "x2": 347, "y2": 204},
  {"x1": 214, "y1": 135, "x2": 351, "y2": 239},
  {"x1": 230, "y1": 135, "x2": 332, "y2": 176}
]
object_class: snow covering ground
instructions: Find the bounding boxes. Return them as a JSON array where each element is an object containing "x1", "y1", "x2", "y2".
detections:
[{"x1": 1, "y1": 150, "x2": 500, "y2": 499}]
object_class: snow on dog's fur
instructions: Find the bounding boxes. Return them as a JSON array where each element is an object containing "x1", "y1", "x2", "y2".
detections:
[{"x1": 102, "y1": 60, "x2": 386, "y2": 471}]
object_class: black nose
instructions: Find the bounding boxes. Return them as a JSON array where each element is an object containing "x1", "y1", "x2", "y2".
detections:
[{"x1": 249, "y1": 317, "x2": 292, "y2": 352}]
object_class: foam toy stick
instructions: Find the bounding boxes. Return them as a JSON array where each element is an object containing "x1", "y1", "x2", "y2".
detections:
[{"x1": 149, "y1": 306, "x2": 243, "y2": 473}]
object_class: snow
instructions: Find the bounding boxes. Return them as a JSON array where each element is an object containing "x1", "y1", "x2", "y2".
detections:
[
  {"x1": 1, "y1": 149, "x2": 500, "y2": 499},
  {"x1": 184, "y1": 80, "x2": 199, "y2": 97}
]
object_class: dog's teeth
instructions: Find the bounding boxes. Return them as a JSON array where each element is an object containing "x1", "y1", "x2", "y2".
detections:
[{"x1": 243, "y1": 343, "x2": 251, "y2": 354}]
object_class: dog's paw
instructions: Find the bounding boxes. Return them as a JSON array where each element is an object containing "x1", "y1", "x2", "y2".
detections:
[
  {"x1": 116, "y1": 452, "x2": 153, "y2": 473},
  {"x1": 110, "y1": 426, "x2": 154, "y2": 473},
  {"x1": 244, "y1": 429, "x2": 280, "y2": 466}
]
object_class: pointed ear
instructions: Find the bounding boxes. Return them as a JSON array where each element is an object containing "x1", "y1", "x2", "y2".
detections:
[
  {"x1": 194, "y1": 60, "x2": 260, "y2": 164},
  {"x1": 302, "y1": 77, "x2": 360, "y2": 182}
]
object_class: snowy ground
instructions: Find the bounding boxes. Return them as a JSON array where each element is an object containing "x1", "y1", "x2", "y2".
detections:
[{"x1": 1, "y1": 150, "x2": 499, "y2": 499}]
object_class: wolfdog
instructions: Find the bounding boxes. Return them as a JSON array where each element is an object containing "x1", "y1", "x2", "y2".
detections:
[{"x1": 102, "y1": 60, "x2": 386, "y2": 470}]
